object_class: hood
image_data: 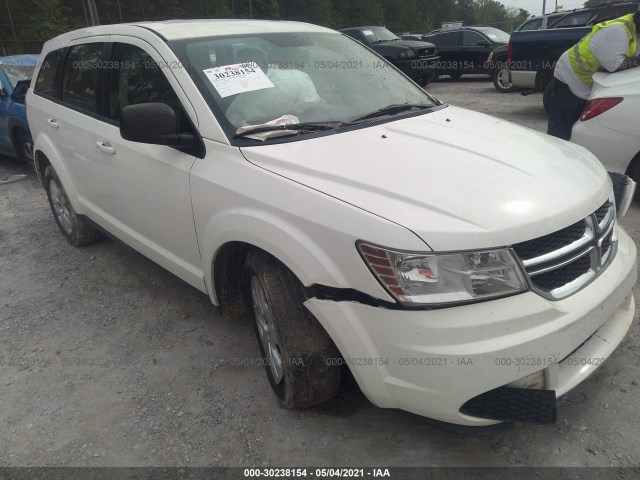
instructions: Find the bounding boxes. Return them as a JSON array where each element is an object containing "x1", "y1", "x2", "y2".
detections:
[
  {"x1": 240, "y1": 106, "x2": 610, "y2": 252},
  {"x1": 390, "y1": 39, "x2": 436, "y2": 49}
]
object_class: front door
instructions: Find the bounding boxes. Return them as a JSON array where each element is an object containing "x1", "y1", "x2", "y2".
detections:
[{"x1": 93, "y1": 39, "x2": 204, "y2": 290}]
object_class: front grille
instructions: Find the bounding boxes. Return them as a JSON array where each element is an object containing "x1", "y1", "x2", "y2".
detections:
[
  {"x1": 513, "y1": 221, "x2": 586, "y2": 261},
  {"x1": 417, "y1": 47, "x2": 435, "y2": 57},
  {"x1": 512, "y1": 202, "x2": 617, "y2": 300},
  {"x1": 601, "y1": 230, "x2": 613, "y2": 256},
  {"x1": 532, "y1": 254, "x2": 591, "y2": 291},
  {"x1": 594, "y1": 203, "x2": 610, "y2": 225}
]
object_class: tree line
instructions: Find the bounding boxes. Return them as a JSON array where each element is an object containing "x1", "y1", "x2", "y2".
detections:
[{"x1": 1, "y1": 0, "x2": 530, "y2": 55}]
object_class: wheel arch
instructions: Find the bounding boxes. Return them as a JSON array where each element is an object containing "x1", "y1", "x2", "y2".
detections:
[
  {"x1": 33, "y1": 133, "x2": 84, "y2": 213},
  {"x1": 204, "y1": 211, "x2": 352, "y2": 313}
]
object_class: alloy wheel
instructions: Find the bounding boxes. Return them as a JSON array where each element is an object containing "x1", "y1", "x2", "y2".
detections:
[{"x1": 250, "y1": 275, "x2": 284, "y2": 383}]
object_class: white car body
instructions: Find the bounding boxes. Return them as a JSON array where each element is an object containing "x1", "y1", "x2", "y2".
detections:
[
  {"x1": 27, "y1": 20, "x2": 636, "y2": 427},
  {"x1": 572, "y1": 68, "x2": 640, "y2": 178}
]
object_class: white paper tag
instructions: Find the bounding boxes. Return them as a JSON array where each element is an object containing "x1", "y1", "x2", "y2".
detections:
[
  {"x1": 203, "y1": 62, "x2": 275, "y2": 98},
  {"x1": 363, "y1": 30, "x2": 374, "y2": 36}
]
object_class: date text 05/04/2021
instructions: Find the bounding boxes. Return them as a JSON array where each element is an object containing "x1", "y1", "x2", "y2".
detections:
[{"x1": 244, "y1": 468, "x2": 391, "y2": 478}]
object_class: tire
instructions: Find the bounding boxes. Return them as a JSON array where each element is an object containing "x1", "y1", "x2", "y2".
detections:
[
  {"x1": 449, "y1": 73, "x2": 463, "y2": 80},
  {"x1": 43, "y1": 165, "x2": 102, "y2": 247},
  {"x1": 492, "y1": 68, "x2": 517, "y2": 93},
  {"x1": 543, "y1": 79, "x2": 553, "y2": 115},
  {"x1": 15, "y1": 130, "x2": 35, "y2": 171},
  {"x1": 630, "y1": 158, "x2": 640, "y2": 201},
  {"x1": 244, "y1": 249, "x2": 341, "y2": 409}
]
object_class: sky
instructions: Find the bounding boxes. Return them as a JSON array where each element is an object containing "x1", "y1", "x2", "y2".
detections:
[{"x1": 500, "y1": 0, "x2": 587, "y2": 16}]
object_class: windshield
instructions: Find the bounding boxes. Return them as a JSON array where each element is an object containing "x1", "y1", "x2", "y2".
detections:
[
  {"x1": 478, "y1": 28, "x2": 510, "y2": 43},
  {"x1": 0, "y1": 64, "x2": 35, "y2": 88},
  {"x1": 170, "y1": 32, "x2": 438, "y2": 141},
  {"x1": 363, "y1": 26, "x2": 400, "y2": 43}
]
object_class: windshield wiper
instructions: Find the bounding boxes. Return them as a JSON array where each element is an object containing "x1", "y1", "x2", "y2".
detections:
[
  {"x1": 346, "y1": 104, "x2": 433, "y2": 124},
  {"x1": 234, "y1": 121, "x2": 344, "y2": 140}
]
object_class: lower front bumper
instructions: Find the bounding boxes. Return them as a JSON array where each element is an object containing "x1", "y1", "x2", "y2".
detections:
[
  {"x1": 395, "y1": 57, "x2": 439, "y2": 84},
  {"x1": 305, "y1": 226, "x2": 636, "y2": 426}
]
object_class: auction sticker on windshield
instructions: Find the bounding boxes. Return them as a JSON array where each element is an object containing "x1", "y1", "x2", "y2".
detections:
[{"x1": 203, "y1": 62, "x2": 275, "y2": 98}]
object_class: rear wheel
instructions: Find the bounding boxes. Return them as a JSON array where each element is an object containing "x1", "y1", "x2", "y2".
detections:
[
  {"x1": 244, "y1": 250, "x2": 341, "y2": 409},
  {"x1": 44, "y1": 165, "x2": 102, "y2": 246}
]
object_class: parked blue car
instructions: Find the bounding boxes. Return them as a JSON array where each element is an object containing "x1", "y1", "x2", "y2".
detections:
[{"x1": 0, "y1": 54, "x2": 38, "y2": 168}]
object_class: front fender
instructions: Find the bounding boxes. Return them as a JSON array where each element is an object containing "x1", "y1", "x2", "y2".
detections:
[{"x1": 202, "y1": 208, "x2": 355, "y2": 304}]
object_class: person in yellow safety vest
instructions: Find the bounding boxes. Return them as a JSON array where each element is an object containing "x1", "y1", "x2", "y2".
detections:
[{"x1": 547, "y1": 9, "x2": 640, "y2": 140}]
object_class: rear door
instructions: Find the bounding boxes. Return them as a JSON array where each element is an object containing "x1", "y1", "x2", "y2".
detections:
[
  {"x1": 433, "y1": 31, "x2": 460, "y2": 73},
  {"x1": 92, "y1": 39, "x2": 204, "y2": 289},
  {"x1": 36, "y1": 41, "x2": 107, "y2": 208}
]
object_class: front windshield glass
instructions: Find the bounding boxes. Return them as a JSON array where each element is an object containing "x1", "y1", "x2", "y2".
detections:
[
  {"x1": 0, "y1": 63, "x2": 35, "y2": 88},
  {"x1": 365, "y1": 26, "x2": 400, "y2": 43},
  {"x1": 171, "y1": 31, "x2": 437, "y2": 139},
  {"x1": 479, "y1": 28, "x2": 510, "y2": 43}
]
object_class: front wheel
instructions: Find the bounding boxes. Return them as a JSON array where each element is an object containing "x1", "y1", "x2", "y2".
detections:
[
  {"x1": 244, "y1": 250, "x2": 341, "y2": 409},
  {"x1": 44, "y1": 165, "x2": 102, "y2": 246},
  {"x1": 492, "y1": 68, "x2": 517, "y2": 93}
]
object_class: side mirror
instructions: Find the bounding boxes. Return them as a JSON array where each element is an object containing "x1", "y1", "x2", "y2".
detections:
[{"x1": 120, "y1": 103, "x2": 195, "y2": 147}]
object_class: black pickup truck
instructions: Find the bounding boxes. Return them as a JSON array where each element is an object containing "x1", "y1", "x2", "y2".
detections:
[
  {"x1": 507, "y1": 1, "x2": 640, "y2": 110},
  {"x1": 340, "y1": 26, "x2": 440, "y2": 86}
]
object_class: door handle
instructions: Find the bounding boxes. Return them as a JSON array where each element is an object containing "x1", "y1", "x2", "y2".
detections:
[
  {"x1": 47, "y1": 118, "x2": 59, "y2": 129},
  {"x1": 96, "y1": 141, "x2": 116, "y2": 155}
]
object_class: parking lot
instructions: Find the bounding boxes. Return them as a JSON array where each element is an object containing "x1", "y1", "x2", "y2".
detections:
[{"x1": 1, "y1": 75, "x2": 639, "y2": 468}]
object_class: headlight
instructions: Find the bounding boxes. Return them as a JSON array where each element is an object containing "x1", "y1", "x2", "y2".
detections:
[
  {"x1": 399, "y1": 49, "x2": 416, "y2": 59},
  {"x1": 358, "y1": 243, "x2": 528, "y2": 306}
]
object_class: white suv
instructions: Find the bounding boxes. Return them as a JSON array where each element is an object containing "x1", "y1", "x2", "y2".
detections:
[{"x1": 27, "y1": 20, "x2": 636, "y2": 427}]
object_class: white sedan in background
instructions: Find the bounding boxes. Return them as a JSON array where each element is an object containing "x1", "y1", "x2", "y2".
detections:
[{"x1": 572, "y1": 68, "x2": 640, "y2": 185}]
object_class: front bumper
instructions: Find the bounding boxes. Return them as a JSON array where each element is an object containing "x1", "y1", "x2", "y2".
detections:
[
  {"x1": 305, "y1": 226, "x2": 636, "y2": 426},
  {"x1": 395, "y1": 56, "x2": 440, "y2": 84}
]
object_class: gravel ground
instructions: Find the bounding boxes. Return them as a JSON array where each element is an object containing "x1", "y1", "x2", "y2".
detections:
[{"x1": 1, "y1": 75, "x2": 639, "y2": 468}]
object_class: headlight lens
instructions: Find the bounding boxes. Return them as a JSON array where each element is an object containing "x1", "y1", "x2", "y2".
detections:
[
  {"x1": 358, "y1": 243, "x2": 528, "y2": 306},
  {"x1": 399, "y1": 49, "x2": 417, "y2": 59}
]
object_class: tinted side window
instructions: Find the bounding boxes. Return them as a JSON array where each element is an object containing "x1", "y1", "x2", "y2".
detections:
[
  {"x1": 108, "y1": 43, "x2": 191, "y2": 132},
  {"x1": 62, "y1": 43, "x2": 104, "y2": 114},
  {"x1": 553, "y1": 11, "x2": 595, "y2": 27},
  {"x1": 34, "y1": 49, "x2": 64, "y2": 99},
  {"x1": 463, "y1": 31, "x2": 486, "y2": 45},
  {"x1": 518, "y1": 19, "x2": 542, "y2": 31},
  {"x1": 437, "y1": 32, "x2": 459, "y2": 46}
]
